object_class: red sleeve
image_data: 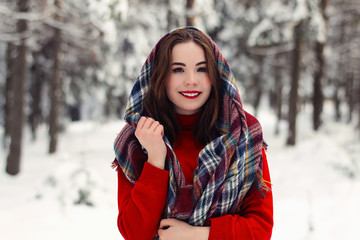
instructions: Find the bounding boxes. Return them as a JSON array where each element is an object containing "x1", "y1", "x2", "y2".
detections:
[
  {"x1": 209, "y1": 148, "x2": 273, "y2": 240},
  {"x1": 117, "y1": 160, "x2": 169, "y2": 240}
]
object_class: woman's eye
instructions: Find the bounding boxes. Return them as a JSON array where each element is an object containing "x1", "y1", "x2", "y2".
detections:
[
  {"x1": 197, "y1": 67, "x2": 207, "y2": 72},
  {"x1": 172, "y1": 68, "x2": 184, "y2": 73}
]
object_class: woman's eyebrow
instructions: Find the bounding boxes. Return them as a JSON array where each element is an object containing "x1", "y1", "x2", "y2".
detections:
[
  {"x1": 171, "y1": 62, "x2": 186, "y2": 66},
  {"x1": 171, "y1": 61, "x2": 206, "y2": 66},
  {"x1": 196, "y1": 61, "x2": 206, "y2": 66}
]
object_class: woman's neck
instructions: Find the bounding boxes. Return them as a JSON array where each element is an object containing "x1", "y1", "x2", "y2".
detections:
[{"x1": 176, "y1": 113, "x2": 200, "y2": 130}]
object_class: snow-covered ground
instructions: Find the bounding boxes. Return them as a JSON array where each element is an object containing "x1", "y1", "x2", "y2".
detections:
[
  {"x1": 257, "y1": 103, "x2": 360, "y2": 240},
  {"x1": 0, "y1": 120, "x2": 122, "y2": 240},
  {"x1": 1, "y1": 103, "x2": 360, "y2": 240}
]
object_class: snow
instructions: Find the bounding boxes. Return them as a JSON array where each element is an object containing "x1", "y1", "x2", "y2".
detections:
[
  {"x1": 256, "y1": 102, "x2": 360, "y2": 240},
  {"x1": 247, "y1": 18, "x2": 274, "y2": 47},
  {"x1": 0, "y1": 121, "x2": 124, "y2": 240},
  {"x1": 293, "y1": 0, "x2": 309, "y2": 22},
  {"x1": 1, "y1": 102, "x2": 360, "y2": 240},
  {"x1": 265, "y1": 1, "x2": 293, "y2": 23},
  {"x1": 310, "y1": 11, "x2": 327, "y2": 43}
]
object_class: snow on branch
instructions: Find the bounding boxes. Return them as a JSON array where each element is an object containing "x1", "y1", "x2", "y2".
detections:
[
  {"x1": 247, "y1": 18, "x2": 274, "y2": 47},
  {"x1": 293, "y1": 0, "x2": 310, "y2": 22},
  {"x1": 247, "y1": 42, "x2": 295, "y2": 56},
  {"x1": 0, "y1": 31, "x2": 33, "y2": 43},
  {"x1": 0, "y1": 4, "x2": 55, "y2": 22},
  {"x1": 310, "y1": 12, "x2": 327, "y2": 43},
  {"x1": 43, "y1": 18, "x2": 101, "y2": 43}
]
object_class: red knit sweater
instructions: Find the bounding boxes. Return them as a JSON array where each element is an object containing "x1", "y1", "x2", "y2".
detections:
[{"x1": 116, "y1": 114, "x2": 273, "y2": 240}]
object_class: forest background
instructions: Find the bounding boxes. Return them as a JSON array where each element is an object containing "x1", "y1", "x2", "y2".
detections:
[{"x1": 0, "y1": 0, "x2": 360, "y2": 239}]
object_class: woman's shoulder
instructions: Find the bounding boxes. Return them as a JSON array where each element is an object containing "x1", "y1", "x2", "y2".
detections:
[
  {"x1": 244, "y1": 111, "x2": 260, "y2": 127},
  {"x1": 114, "y1": 123, "x2": 136, "y2": 147}
]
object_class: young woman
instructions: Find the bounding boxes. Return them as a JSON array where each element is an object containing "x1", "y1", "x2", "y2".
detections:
[{"x1": 113, "y1": 27, "x2": 273, "y2": 240}]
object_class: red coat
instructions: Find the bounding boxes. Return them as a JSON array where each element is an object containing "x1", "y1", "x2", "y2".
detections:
[{"x1": 116, "y1": 115, "x2": 273, "y2": 240}]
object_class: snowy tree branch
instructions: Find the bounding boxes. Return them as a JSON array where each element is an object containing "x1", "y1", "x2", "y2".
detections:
[
  {"x1": 43, "y1": 18, "x2": 102, "y2": 44},
  {"x1": 247, "y1": 42, "x2": 294, "y2": 56},
  {"x1": 0, "y1": 4, "x2": 55, "y2": 22},
  {"x1": 0, "y1": 31, "x2": 33, "y2": 43}
]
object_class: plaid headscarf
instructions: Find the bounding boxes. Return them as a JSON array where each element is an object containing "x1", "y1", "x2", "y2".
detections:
[{"x1": 114, "y1": 27, "x2": 267, "y2": 227}]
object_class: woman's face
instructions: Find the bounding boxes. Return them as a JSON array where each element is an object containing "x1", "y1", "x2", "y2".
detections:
[{"x1": 165, "y1": 41, "x2": 212, "y2": 115}]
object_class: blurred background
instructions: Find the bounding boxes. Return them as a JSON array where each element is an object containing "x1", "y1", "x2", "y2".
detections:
[{"x1": 0, "y1": 0, "x2": 359, "y2": 239}]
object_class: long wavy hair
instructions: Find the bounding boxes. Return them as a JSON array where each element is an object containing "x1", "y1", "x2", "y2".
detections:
[{"x1": 143, "y1": 28, "x2": 221, "y2": 146}]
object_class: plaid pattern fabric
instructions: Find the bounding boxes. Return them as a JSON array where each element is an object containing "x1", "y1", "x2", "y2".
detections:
[{"x1": 114, "y1": 27, "x2": 265, "y2": 227}]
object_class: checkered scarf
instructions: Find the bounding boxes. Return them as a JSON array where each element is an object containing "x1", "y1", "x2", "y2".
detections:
[{"x1": 114, "y1": 27, "x2": 266, "y2": 227}]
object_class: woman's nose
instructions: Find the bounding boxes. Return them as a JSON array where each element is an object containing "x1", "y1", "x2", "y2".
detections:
[{"x1": 184, "y1": 72, "x2": 199, "y2": 86}]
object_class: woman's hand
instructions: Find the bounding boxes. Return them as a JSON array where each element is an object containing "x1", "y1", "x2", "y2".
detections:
[
  {"x1": 135, "y1": 116, "x2": 167, "y2": 170},
  {"x1": 158, "y1": 218, "x2": 210, "y2": 240}
]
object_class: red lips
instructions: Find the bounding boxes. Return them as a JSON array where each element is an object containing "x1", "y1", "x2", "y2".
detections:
[{"x1": 180, "y1": 91, "x2": 201, "y2": 99}]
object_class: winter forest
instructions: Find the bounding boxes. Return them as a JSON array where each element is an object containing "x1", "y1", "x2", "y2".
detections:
[{"x1": 0, "y1": 0, "x2": 360, "y2": 239}]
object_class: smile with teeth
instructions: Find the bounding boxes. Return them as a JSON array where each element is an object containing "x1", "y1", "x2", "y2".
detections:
[{"x1": 180, "y1": 91, "x2": 201, "y2": 99}]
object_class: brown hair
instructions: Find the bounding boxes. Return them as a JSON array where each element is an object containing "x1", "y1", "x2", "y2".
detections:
[{"x1": 143, "y1": 28, "x2": 220, "y2": 146}]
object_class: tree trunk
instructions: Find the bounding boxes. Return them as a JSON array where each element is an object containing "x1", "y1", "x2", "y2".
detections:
[
  {"x1": 104, "y1": 86, "x2": 113, "y2": 118},
  {"x1": 49, "y1": 0, "x2": 63, "y2": 154},
  {"x1": 346, "y1": 71, "x2": 354, "y2": 124},
  {"x1": 333, "y1": 78, "x2": 341, "y2": 121},
  {"x1": 357, "y1": 78, "x2": 360, "y2": 138},
  {"x1": 29, "y1": 52, "x2": 44, "y2": 140},
  {"x1": 117, "y1": 92, "x2": 128, "y2": 119},
  {"x1": 312, "y1": 0, "x2": 328, "y2": 131},
  {"x1": 274, "y1": 54, "x2": 284, "y2": 136},
  {"x1": 166, "y1": 0, "x2": 173, "y2": 31},
  {"x1": 6, "y1": 0, "x2": 29, "y2": 175},
  {"x1": 3, "y1": 43, "x2": 16, "y2": 148},
  {"x1": 333, "y1": 20, "x2": 346, "y2": 122},
  {"x1": 287, "y1": 23, "x2": 302, "y2": 146},
  {"x1": 358, "y1": 105, "x2": 360, "y2": 139},
  {"x1": 186, "y1": 0, "x2": 195, "y2": 26},
  {"x1": 313, "y1": 41, "x2": 324, "y2": 130},
  {"x1": 253, "y1": 56, "x2": 264, "y2": 117}
]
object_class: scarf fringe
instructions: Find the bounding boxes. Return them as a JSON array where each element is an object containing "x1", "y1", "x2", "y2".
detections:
[
  {"x1": 111, "y1": 159, "x2": 120, "y2": 171},
  {"x1": 256, "y1": 172, "x2": 272, "y2": 199}
]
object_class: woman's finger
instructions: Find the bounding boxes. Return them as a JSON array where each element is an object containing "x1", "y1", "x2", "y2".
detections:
[
  {"x1": 159, "y1": 220, "x2": 169, "y2": 230},
  {"x1": 159, "y1": 218, "x2": 177, "y2": 229},
  {"x1": 154, "y1": 123, "x2": 164, "y2": 136},
  {"x1": 149, "y1": 121, "x2": 160, "y2": 131},
  {"x1": 142, "y1": 117, "x2": 155, "y2": 129},
  {"x1": 137, "y1": 116, "x2": 147, "y2": 129}
]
